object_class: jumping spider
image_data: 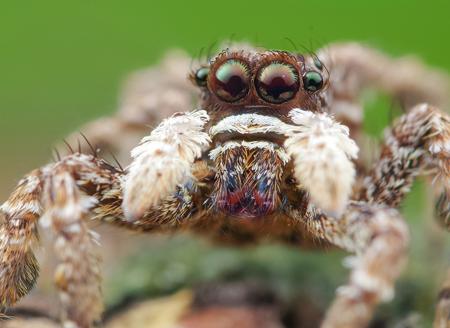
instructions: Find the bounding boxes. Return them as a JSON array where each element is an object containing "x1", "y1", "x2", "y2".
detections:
[{"x1": 1, "y1": 43, "x2": 449, "y2": 328}]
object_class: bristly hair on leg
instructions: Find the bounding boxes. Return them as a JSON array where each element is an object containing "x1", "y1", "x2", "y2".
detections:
[
  {"x1": 53, "y1": 148, "x2": 62, "y2": 162},
  {"x1": 108, "y1": 150, "x2": 124, "y2": 173},
  {"x1": 122, "y1": 110, "x2": 211, "y2": 221},
  {"x1": 285, "y1": 108, "x2": 359, "y2": 217},
  {"x1": 63, "y1": 139, "x2": 74, "y2": 155},
  {"x1": 80, "y1": 132, "x2": 98, "y2": 157}
]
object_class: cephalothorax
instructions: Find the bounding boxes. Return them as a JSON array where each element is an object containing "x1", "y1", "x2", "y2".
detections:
[{"x1": 1, "y1": 43, "x2": 449, "y2": 328}]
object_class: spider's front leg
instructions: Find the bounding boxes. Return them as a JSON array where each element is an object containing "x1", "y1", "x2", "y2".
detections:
[
  {"x1": 0, "y1": 110, "x2": 211, "y2": 327},
  {"x1": 299, "y1": 203, "x2": 409, "y2": 328}
]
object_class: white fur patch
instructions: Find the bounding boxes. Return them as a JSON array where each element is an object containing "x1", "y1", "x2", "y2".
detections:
[
  {"x1": 285, "y1": 108, "x2": 359, "y2": 216},
  {"x1": 123, "y1": 110, "x2": 211, "y2": 221},
  {"x1": 210, "y1": 113, "x2": 293, "y2": 136},
  {"x1": 209, "y1": 140, "x2": 290, "y2": 164},
  {"x1": 0, "y1": 200, "x2": 41, "y2": 216},
  {"x1": 41, "y1": 171, "x2": 97, "y2": 228}
]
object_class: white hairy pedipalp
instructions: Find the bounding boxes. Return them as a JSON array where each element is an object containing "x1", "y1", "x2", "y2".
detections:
[
  {"x1": 285, "y1": 108, "x2": 359, "y2": 217},
  {"x1": 122, "y1": 110, "x2": 211, "y2": 221}
]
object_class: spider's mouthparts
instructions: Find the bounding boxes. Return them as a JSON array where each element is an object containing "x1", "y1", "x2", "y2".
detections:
[{"x1": 210, "y1": 140, "x2": 288, "y2": 219}]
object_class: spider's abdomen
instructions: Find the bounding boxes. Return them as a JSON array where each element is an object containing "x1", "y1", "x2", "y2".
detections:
[{"x1": 210, "y1": 140, "x2": 288, "y2": 218}]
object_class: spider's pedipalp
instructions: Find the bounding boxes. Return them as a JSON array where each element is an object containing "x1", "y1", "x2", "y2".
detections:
[
  {"x1": 301, "y1": 202, "x2": 409, "y2": 328},
  {"x1": 285, "y1": 109, "x2": 359, "y2": 217},
  {"x1": 122, "y1": 110, "x2": 211, "y2": 221}
]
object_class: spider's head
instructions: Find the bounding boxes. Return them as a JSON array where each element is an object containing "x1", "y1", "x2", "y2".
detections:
[
  {"x1": 191, "y1": 48, "x2": 328, "y2": 115},
  {"x1": 190, "y1": 49, "x2": 330, "y2": 219}
]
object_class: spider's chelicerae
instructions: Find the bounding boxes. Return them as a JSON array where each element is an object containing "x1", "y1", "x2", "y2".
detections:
[{"x1": 1, "y1": 43, "x2": 450, "y2": 328}]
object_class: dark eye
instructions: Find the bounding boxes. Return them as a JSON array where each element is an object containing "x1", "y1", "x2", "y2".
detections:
[
  {"x1": 256, "y1": 62, "x2": 299, "y2": 103},
  {"x1": 214, "y1": 59, "x2": 250, "y2": 102},
  {"x1": 194, "y1": 67, "x2": 209, "y2": 87},
  {"x1": 303, "y1": 71, "x2": 324, "y2": 92}
]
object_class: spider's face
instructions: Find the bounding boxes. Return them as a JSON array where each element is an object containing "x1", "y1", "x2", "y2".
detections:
[{"x1": 191, "y1": 49, "x2": 328, "y2": 219}]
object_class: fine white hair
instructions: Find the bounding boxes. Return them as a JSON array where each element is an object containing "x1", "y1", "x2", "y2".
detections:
[
  {"x1": 123, "y1": 110, "x2": 211, "y2": 221},
  {"x1": 285, "y1": 108, "x2": 359, "y2": 217}
]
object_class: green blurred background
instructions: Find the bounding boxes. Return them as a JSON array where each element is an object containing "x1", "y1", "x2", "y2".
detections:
[{"x1": 1, "y1": 0, "x2": 449, "y2": 326}]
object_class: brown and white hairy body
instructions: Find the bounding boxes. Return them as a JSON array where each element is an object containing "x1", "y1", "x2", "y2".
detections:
[{"x1": 1, "y1": 42, "x2": 450, "y2": 328}]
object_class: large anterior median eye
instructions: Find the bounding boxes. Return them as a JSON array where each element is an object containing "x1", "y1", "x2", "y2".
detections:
[
  {"x1": 214, "y1": 59, "x2": 250, "y2": 102},
  {"x1": 256, "y1": 62, "x2": 299, "y2": 103}
]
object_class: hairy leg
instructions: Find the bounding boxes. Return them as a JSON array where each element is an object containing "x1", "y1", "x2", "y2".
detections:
[
  {"x1": 359, "y1": 103, "x2": 450, "y2": 325},
  {"x1": 0, "y1": 151, "x2": 205, "y2": 327},
  {"x1": 42, "y1": 162, "x2": 102, "y2": 327},
  {"x1": 0, "y1": 170, "x2": 42, "y2": 307},
  {"x1": 0, "y1": 159, "x2": 104, "y2": 327},
  {"x1": 359, "y1": 104, "x2": 450, "y2": 225},
  {"x1": 295, "y1": 202, "x2": 409, "y2": 328}
]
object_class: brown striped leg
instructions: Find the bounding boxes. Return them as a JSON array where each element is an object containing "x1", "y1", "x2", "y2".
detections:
[
  {"x1": 0, "y1": 170, "x2": 43, "y2": 308},
  {"x1": 360, "y1": 104, "x2": 450, "y2": 217},
  {"x1": 42, "y1": 162, "x2": 103, "y2": 328},
  {"x1": 0, "y1": 153, "x2": 202, "y2": 327},
  {"x1": 299, "y1": 202, "x2": 409, "y2": 328},
  {"x1": 359, "y1": 104, "x2": 450, "y2": 326}
]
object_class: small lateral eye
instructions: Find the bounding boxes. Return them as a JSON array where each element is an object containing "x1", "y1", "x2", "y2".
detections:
[
  {"x1": 313, "y1": 57, "x2": 323, "y2": 70},
  {"x1": 303, "y1": 71, "x2": 324, "y2": 92},
  {"x1": 256, "y1": 62, "x2": 299, "y2": 104},
  {"x1": 194, "y1": 67, "x2": 209, "y2": 87},
  {"x1": 214, "y1": 59, "x2": 250, "y2": 102}
]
